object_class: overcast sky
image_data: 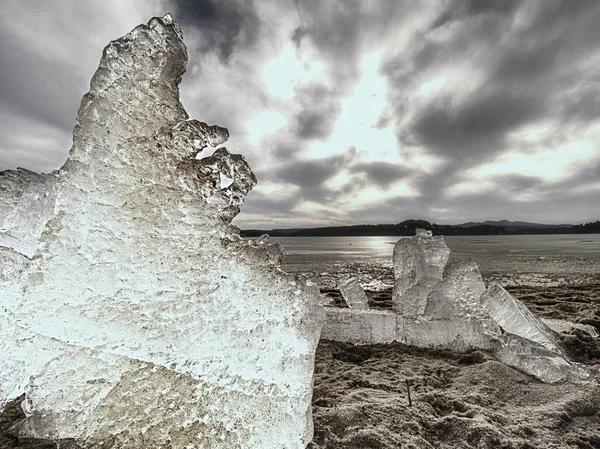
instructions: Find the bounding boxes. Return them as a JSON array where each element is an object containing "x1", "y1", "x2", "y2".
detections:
[{"x1": 1, "y1": 0, "x2": 599, "y2": 228}]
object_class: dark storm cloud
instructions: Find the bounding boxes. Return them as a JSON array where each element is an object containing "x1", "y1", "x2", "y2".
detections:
[
  {"x1": 2, "y1": 0, "x2": 599, "y2": 228},
  {"x1": 409, "y1": 89, "x2": 543, "y2": 160},
  {"x1": 394, "y1": 0, "x2": 600, "y2": 158},
  {"x1": 172, "y1": 0, "x2": 260, "y2": 60},
  {"x1": 381, "y1": 0, "x2": 600, "y2": 221},
  {"x1": 291, "y1": 1, "x2": 415, "y2": 88},
  {"x1": 0, "y1": 19, "x2": 84, "y2": 172},
  {"x1": 429, "y1": 0, "x2": 520, "y2": 31},
  {"x1": 291, "y1": 26, "x2": 309, "y2": 48},
  {"x1": 267, "y1": 149, "x2": 358, "y2": 206},
  {"x1": 295, "y1": 111, "x2": 332, "y2": 139}
]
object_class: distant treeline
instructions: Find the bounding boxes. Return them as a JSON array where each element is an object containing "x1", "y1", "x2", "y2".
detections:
[{"x1": 241, "y1": 220, "x2": 600, "y2": 237}]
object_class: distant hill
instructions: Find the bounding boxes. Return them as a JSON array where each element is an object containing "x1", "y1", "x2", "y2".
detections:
[
  {"x1": 241, "y1": 219, "x2": 600, "y2": 237},
  {"x1": 457, "y1": 220, "x2": 573, "y2": 230}
]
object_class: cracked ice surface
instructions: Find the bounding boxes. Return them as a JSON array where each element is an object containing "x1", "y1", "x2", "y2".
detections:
[
  {"x1": 480, "y1": 283, "x2": 566, "y2": 354},
  {"x1": 339, "y1": 277, "x2": 369, "y2": 310},
  {"x1": 392, "y1": 230, "x2": 450, "y2": 317},
  {"x1": 0, "y1": 169, "x2": 57, "y2": 258},
  {"x1": 0, "y1": 14, "x2": 323, "y2": 449}
]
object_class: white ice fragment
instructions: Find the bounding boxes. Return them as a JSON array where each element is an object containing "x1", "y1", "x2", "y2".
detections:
[
  {"x1": 494, "y1": 334, "x2": 589, "y2": 383},
  {"x1": 339, "y1": 277, "x2": 369, "y2": 310},
  {"x1": 541, "y1": 318, "x2": 599, "y2": 338},
  {"x1": 0, "y1": 169, "x2": 58, "y2": 258},
  {"x1": 392, "y1": 231, "x2": 450, "y2": 317},
  {"x1": 219, "y1": 172, "x2": 234, "y2": 189},
  {"x1": 425, "y1": 260, "x2": 489, "y2": 320},
  {"x1": 415, "y1": 228, "x2": 432, "y2": 237},
  {"x1": 0, "y1": 15, "x2": 323, "y2": 449},
  {"x1": 254, "y1": 234, "x2": 270, "y2": 245},
  {"x1": 480, "y1": 283, "x2": 566, "y2": 354}
]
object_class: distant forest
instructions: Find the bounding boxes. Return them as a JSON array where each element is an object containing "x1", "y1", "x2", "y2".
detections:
[{"x1": 241, "y1": 220, "x2": 600, "y2": 237}]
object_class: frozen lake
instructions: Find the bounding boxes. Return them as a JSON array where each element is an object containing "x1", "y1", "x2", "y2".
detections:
[{"x1": 272, "y1": 234, "x2": 600, "y2": 288}]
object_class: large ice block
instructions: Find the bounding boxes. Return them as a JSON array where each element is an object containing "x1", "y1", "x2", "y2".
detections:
[{"x1": 0, "y1": 14, "x2": 323, "y2": 449}]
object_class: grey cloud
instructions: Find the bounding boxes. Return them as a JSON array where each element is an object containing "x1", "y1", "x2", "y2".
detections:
[
  {"x1": 2, "y1": 0, "x2": 600, "y2": 228},
  {"x1": 349, "y1": 162, "x2": 409, "y2": 187},
  {"x1": 494, "y1": 175, "x2": 543, "y2": 193},
  {"x1": 295, "y1": 110, "x2": 333, "y2": 139},
  {"x1": 241, "y1": 193, "x2": 298, "y2": 216},
  {"x1": 0, "y1": 28, "x2": 84, "y2": 132},
  {"x1": 409, "y1": 89, "x2": 543, "y2": 160},
  {"x1": 172, "y1": 0, "x2": 260, "y2": 61},
  {"x1": 439, "y1": 188, "x2": 600, "y2": 225},
  {"x1": 292, "y1": 85, "x2": 341, "y2": 140},
  {"x1": 373, "y1": 115, "x2": 390, "y2": 130},
  {"x1": 384, "y1": 0, "x2": 600, "y2": 216},
  {"x1": 278, "y1": 153, "x2": 349, "y2": 188},
  {"x1": 557, "y1": 81, "x2": 600, "y2": 125},
  {"x1": 291, "y1": 26, "x2": 309, "y2": 48},
  {"x1": 291, "y1": 84, "x2": 342, "y2": 140},
  {"x1": 291, "y1": 1, "x2": 417, "y2": 89},
  {"x1": 429, "y1": 0, "x2": 520, "y2": 31}
]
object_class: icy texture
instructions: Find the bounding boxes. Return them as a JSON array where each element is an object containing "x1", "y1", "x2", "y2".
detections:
[
  {"x1": 495, "y1": 334, "x2": 589, "y2": 383},
  {"x1": 425, "y1": 260, "x2": 489, "y2": 320},
  {"x1": 0, "y1": 14, "x2": 323, "y2": 449},
  {"x1": 392, "y1": 229, "x2": 450, "y2": 316},
  {"x1": 322, "y1": 308, "x2": 498, "y2": 351},
  {"x1": 541, "y1": 318, "x2": 599, "y2": 338},
  {"x1": 325, "y1": 232, "x2": 589, "y2": 383},
  {"x1": 0, "y1": 169, "x2": 57, "y2": 257},
  {"x1": 325, "y1": 239, "x2": 501, "y2": 351},
  {"x1": 339, "y1": 277, "x2": 369, "y2": 310},
  {"x1": 480, "y1": 283, "x2": 565, "y2": 354}
]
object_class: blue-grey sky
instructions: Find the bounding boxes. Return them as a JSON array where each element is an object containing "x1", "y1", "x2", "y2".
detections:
[{"x1": 1, "y1": 0, "x2": 599, "y2": 228}]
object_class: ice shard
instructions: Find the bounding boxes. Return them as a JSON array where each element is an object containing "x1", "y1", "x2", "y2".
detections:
[
  {"x1": 392, "y1": 229, "x2": 450, "y2": 317},
  {"x1": 339, "y1": 277, "x2": 370, "y2": 310},
  {"x1": 494, "y1": 334, "x2": 589, "y2": 383},
  {"x1": 425, "y1": 260, "x2": 489, "y2": 320},
  {"x1": 0, "y1": 14, "x2": 323, "y2": 449},
  {"x1": 541, "y1": 318, "x2": 599, "y2": 338},
  {"x1": 480, "y1": 283, "x2": 565, "y2": 354}
]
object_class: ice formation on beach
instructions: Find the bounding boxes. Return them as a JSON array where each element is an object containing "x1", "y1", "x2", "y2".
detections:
[
  {"x1": 0, "y1": 169, "x2": 57, "y2": 258},
  {"x1": 339, "y1": 277, "x2": 370, "y2": 310},
  {"x1": 481, "y1": 283, "x2": 566, "y2": 353},
  {"x1": 541, "y1": 318, "x2": 599, "y2": 338},
  {"x1": 323, "y1": 230, "x2": 591, "y2": 383},
  {"x1": 0, "y1": 14, "x2": 323, "y2": 449},
  {"x1": 392, "y1": 228, "x2": 450, "y2": 317}
]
